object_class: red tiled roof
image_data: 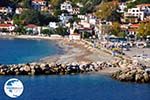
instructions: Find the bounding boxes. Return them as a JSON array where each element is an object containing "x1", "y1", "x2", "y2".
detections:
[
  {"x1": 32, "y1": 0, "x2": 45, "y2": 2},
  {"x1": 26, "y1": 24, "x2": 37, "y2": 28},
  {"x1": 130, "y1": 24, "x2": 140, "y2": 28},
  {"x1": 137, "y1": 4, "x2": 150, "y2": 7},
  {"x1": 0, "y1": 24, "x2": 14, "y2": 27}
]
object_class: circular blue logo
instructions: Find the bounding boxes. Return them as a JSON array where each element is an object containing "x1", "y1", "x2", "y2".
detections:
[{"x1": 4, "y1": 78, "x2": 24, "y2": 98}]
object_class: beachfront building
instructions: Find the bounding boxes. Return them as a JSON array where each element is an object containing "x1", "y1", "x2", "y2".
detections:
[
  {"x1": 26, "y1": 24, "x2": 41, "y2": 35},
  {"x1": 0, "y1": 24, "x2": 15, "y2": 32},
  {"x1": 0, "y1": 24, "x2": 15, "y2": 35},
  {"x1": 61, "y1": 1, "x2": 73, "y2": 13},
  {"x1": 69, "y1": 28, "x2": 81, "y2": 40}
]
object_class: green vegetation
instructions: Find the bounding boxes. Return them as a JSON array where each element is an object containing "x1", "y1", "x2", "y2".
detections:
[
  {"x1": 137, "y1": 22, "x2": 150, "y2": 38},
  {"x1": 95, "y1": 1, "x2": 120, "y2": 21},
  {"x1": 13, "y1": 10, "x2": 59, "y2": 26}
]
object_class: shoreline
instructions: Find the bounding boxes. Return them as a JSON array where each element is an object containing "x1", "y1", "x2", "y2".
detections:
[{"x1": 0, "y1": 35, "x2": 119, "y2": 75}]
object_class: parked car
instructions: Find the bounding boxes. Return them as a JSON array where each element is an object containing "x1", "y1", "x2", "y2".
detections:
[{"x1": 136, "y1": 42, "x2": 147, "y2": 48}]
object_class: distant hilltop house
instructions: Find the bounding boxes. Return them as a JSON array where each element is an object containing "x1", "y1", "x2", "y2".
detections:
[
  {"x1": 61, "y1": 1, "x2": 73, "y2": 13},
  {"x1": 26, "y1": 24, "x2": 41, "y2": 35},
  {"x1": 136, "y1": 4, "x2": 150, "y2": 16},
  {"x1": 117, "y1": 2, "x2": 127, "y2": 13},
  {"x1": 60, "y1": 1, "x2": 80, "y2": 15},
  {"x1": 31, "y1": 0, "x2": 47, "y2": 11},
  {"x1": 123, "y1": 3, "x2": 150, "y2": 23},
  {"x1": 0, "y1": 6, "x2": 12, "y2": 14},
  {"x1": 15, "y1": 7, "x2": 24, "y2": 15},
  {"x1": 59, "y1": 13, "x2": 73, "y2": 24}
]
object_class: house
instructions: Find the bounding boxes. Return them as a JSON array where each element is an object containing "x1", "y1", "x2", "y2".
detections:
[
  {"x1": 26, "y1": 24, "x2": 41, "y2": 35},
  {"x1": 49, "y1": 22, "x2": 58, "y2": 29},
  {"x1": 78, "y1": 14, "x2": 97, "y2": 25},
  {"x1": 69, "y1": 28, "x2": 81, "y2": 40},
  {"x1": 127, "y1": 24, "x2": 140, "y2": 36},
  {"x1": 117, "y1": 2, "x2": 127, "y2": 13},
  {"x1": 61, "y1": 1, "x2": 73, "y2": 13},
  {"x1": 79, "y1": 21, "x2": 91, "y2": 28},
  {"x1": 0, "y1": 7, "x2": 8, "y2": 14},
  {"x1": 15, "y1": 7, "x2": 23, "y2": 15},
  {"x1": 124, "y1": 7, "x2": 144, "y2": 21},
  {"x1": 72, "y1": 7, "x2": 80, "y2": 15},
  {"x1": 32, "y1": 0, "x2": 47, "y2": 11},
  {"x1": 59, "y1": 13, "x2": 73, "y2": 24},
  {"x1": 4, "y1": 20, "x2": 14, "y2": 24},
  {"x1": 137, "y1": 4, "x2": 150, "y2": 16},
  {"x1": 0, "y1": 24, "x2": 15, "y2": 32}
]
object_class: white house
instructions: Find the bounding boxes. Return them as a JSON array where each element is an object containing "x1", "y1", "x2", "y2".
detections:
[
  {"x1": 79, "y1": 21, "x2": 91, "y2": 28},
  {"x1": 26, "y1": 24, "x2": 41, "y2": 35},
  {"x1": 69, "y1": 28, "x2": 81, "y2": 40},
  {"x1": 61, "y1": 1, "x2": 73, "y2": 13},
  {"x1": 59, "y1": 13, "x2": 73, "y2": 24},
  {"x1": 0, "y1": 7, "x2": 9, "y2": 14},
  {"x1": 78, "y1": 14, "x2": 97, "y2": 25},
  {"x1": 15, "y1": 7, "x2": 23, "y2": 14},
  {"x1": 124, "y1": 7, "x2": 144, "y2": 21},
  {"x1": 49, "y1": 22, "x2": 58, "y2": 29},
  {"x1": 32, "y1": 0, "x2": 47, "y2": 10},
  {"x1": 117, "y1": 2, "x2": 127, "y2": 13}
]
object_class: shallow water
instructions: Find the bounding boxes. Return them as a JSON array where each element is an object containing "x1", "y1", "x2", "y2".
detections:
[{"x1": 0, "y1": 38, "x2": 62, "y2": 64}]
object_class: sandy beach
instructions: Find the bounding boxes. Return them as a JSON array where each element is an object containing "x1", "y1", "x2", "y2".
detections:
[{"x1": 39, "y1": 39, "x2": 117, "y2": 64}]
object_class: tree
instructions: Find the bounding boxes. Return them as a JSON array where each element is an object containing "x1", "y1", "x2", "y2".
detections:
[
  {"x1": 15, "y1": 25, "x2": 26, "y2": 35},
  {"x1": 41, "y1": 29, "x2": 54, "y2": 36},
  {"x1": 56, "y1": 27, "x2": 68, "y2": 36},
  {"x1": 13, "y1": 9, "x2": 59, "y2": 26},
  {"x1": 95, "y1": 1, "x2": 118, "y2": 20},
  {"x1": 22, "y1": 0, "x2": 31, "y2": 8},
  {"x1": 111, "y1": 22, "x2": 121, "y2": 36},
  {"x1": 137, "y1": 22, "x2": 150, "y2": 38}
]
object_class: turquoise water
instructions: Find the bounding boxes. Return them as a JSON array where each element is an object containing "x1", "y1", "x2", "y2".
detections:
[
  {"x1": 0, "y1": 39, "x2": 150, "y2": 100},
  {"x1": 0, "y1": 74, "x2": 150, "y2": 100},
  {"x1": 0, "y1": 38, "x2": 62, "y2": 64}
]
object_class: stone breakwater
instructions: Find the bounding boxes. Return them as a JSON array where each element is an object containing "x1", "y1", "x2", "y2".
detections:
[
  {"x1": 1, "y1": 60, "x2": 150, "y2": 83},
  {"x1": 112, "y1": 61, "x2": 150, "y2": 83},
  {"x1": 0, "y1": 62, "x2": 113, "y2": 75}
]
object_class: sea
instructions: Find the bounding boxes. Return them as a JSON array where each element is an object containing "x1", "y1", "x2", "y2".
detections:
[{"x1": 0, "y1": 39, "x2": 150, "y2": 100}]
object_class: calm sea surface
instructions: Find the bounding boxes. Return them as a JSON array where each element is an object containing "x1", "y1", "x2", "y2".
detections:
[
  {"x1": 0, "y1": 38, "x2": 62, "y2": 64},
  {"x1": 0, "y1": 39, "x2": 150, "y2": 100}
]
